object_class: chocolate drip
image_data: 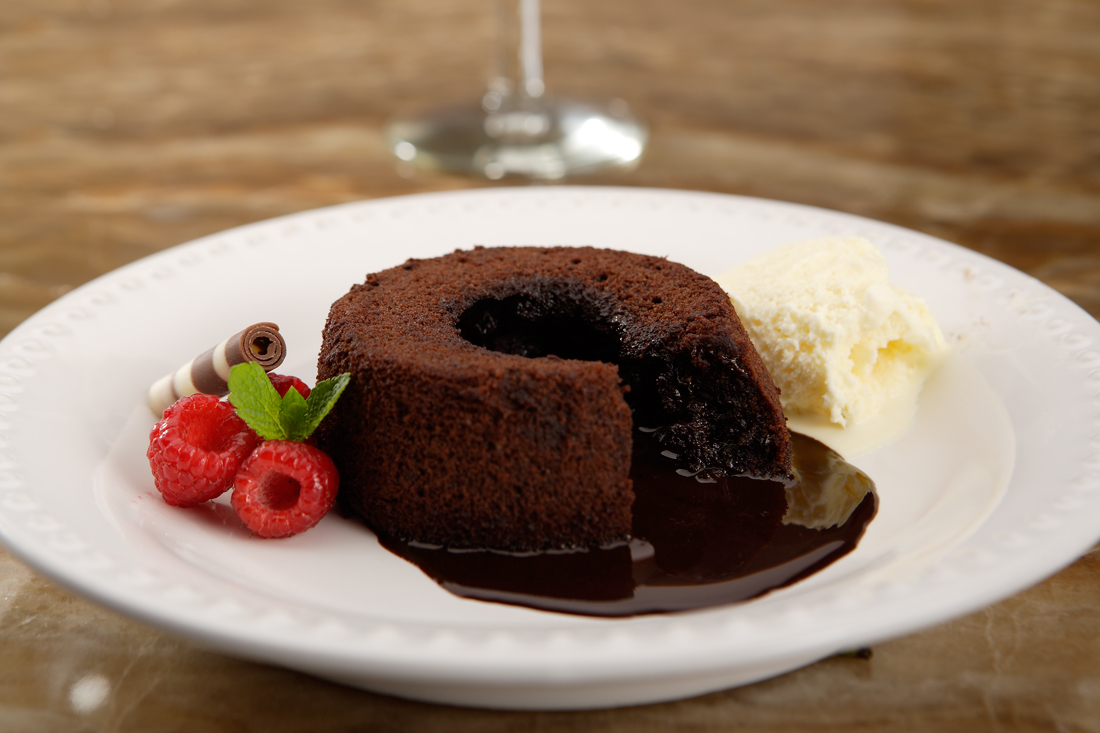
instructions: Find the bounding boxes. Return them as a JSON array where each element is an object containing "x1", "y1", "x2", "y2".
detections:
[{"x1": 379, "y1": 431, "x2": 877, "y2": 617}]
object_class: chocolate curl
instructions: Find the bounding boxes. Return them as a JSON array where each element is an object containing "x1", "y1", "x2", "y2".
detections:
[{"x1": 147, "y1": 323, "x2": 287, "y2": 415}]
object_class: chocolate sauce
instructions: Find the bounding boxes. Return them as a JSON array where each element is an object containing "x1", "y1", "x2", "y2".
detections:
[{"x1": 379, "y1": 431, "x2": 877, "y2": 617}]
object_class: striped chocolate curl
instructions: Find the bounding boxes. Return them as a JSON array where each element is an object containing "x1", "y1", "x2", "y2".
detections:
[{"x1": 147, "y1": 322, "x2": 287, "y2": 415}]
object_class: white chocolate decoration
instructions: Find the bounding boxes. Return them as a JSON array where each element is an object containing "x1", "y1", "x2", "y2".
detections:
[{"x1": 146, "y1": 323, "x2": 286, "y2": 416}]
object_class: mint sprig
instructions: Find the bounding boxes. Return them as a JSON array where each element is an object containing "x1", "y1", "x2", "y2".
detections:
[{"x1": 228, "y1": 361, "x2": 350, "y2": 441}]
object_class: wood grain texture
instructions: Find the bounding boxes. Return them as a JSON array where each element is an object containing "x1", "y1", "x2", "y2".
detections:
[{"x1": 1, "y1": 0, "x2": 1099, "y2": 729}]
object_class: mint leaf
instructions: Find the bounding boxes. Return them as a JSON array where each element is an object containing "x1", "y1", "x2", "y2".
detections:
[
  {"x1": 228, "y1": 362, "x2": 286, "y2": 439},
  {"x1": 291, "y1": 372, "x2": 350, "y2": 442},
  {"x1": 228, "y1": 362, "x2": 350, "y2": 442},
  {"x1": 279, "y1": 387, "x2": 309, "y2": 440}
]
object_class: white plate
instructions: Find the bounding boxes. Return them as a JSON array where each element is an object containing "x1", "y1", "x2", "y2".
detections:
[{"x1": 1, "y1": 187, "x2": 1098, "y2": 710}]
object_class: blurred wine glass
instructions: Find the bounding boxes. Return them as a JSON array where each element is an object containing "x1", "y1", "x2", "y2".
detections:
[{"x1": 386, "y1": 0, "x2": 647, "y2": 180}]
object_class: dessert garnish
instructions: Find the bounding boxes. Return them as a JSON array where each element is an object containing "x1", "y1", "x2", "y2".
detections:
[
  {"x1": 227, "y1": 361, "x2": 348, "y2": 443},
  {"x1": 146, "y1": 394, "x2": 259, "y2": 508},
  {"x1": 226, "y1": 362, "x2": 349, "y2": 537},
  {"x1": 231, "y1": 440, "x2": 340, "y2": 539},
  {"x1": 146, "y1": 361, "x2": 350, "y2": 538},
  {"x1": 147, "y1": 322, "x2": 287, "y2": 416}
]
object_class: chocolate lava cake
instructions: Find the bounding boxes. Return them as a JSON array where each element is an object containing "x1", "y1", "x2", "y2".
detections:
[{"x1": 316, "y1": 246, "x2": 791, "y2": 551}]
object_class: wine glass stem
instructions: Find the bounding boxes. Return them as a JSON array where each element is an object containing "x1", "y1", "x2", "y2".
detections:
[
  {"x1": 519, "y1": 0, "x2": 545, "y2": 98},
  {"x1": 493, "y1": 0, "x2": 545, "y2": 100}
]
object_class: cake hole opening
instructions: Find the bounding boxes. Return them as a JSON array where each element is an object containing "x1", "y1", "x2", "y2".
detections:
[
  {"x1": 457, "y1": 294, "x2": 669, "y2": 427},
  {"x1": 458, "y1": 294, "x2": 621, "y2": 364},
  {"x1": 257, "y1": 472, "x2": 302, "y2": 511}
]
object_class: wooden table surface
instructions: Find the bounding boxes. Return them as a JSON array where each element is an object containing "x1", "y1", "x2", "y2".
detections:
[{"x1": 3, "y1": 0, "x2": 1100, "y2": 730}]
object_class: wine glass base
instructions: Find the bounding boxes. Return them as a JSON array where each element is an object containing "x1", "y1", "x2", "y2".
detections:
[{"x1": 386, "y1": 97, "x2": 647, "y2": 180}]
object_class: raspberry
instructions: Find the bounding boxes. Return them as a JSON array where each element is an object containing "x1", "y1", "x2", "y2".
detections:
[
  {"x1": 147, "y1": 394, "x2": 260, "y2": 508},
  {"x1": 267, "y1": 373, "x2": 310, "y2": 399},
  {"x1": 231, "y1": 440, "x2": 338, "y2": 538}
]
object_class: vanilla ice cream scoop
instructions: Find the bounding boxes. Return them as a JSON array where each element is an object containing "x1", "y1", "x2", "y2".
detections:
[{"x1": 716, "y1": 236, "x2": 946, "y2": 430}]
